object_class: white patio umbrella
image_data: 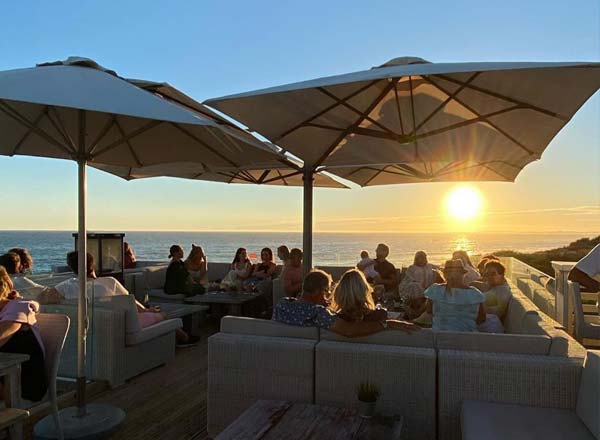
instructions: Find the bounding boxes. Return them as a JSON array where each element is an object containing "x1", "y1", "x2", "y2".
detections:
[
  {"x1": 0, "y1": 57, "x2": 287, "y2": 438},
  {"x1": 205, "y1": 57, "x2": 600, "y2": 272}
]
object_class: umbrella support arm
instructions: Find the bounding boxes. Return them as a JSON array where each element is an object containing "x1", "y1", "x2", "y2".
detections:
[{"x1": 302, "y1": 168, "x2": 314, "y2": 275}]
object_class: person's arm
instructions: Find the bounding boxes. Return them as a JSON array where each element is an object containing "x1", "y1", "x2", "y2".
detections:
[
  {"x1": 0, "y1": 322, "x2": 22, "y2": 348},
  {"x1": 476, "y1": 303, "x2": 486, "y2": 324},
  {"x1": 568, "y1": 267, "x2": 600, "y2": 292},
  {"x1": 37, "y1": 287, "x2": 64, "y2": 305},
  {"x1": 237, "y1": 263, "x2": 253, "y2": 280}
]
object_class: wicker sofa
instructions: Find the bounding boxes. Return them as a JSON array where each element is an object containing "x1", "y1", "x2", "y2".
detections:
[
  {"x1": 42, "y1": 294, "x2": 182, "y2": 387},
  {"x1": 208, "y1": 281, "x2": 586, "y2": 440}
]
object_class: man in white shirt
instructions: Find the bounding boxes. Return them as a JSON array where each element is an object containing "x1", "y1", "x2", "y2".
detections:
[
  {"x1": 55, "y1": 251, "x2": 129, "y2": 301},
  {"x1": 569, "y1": 243, "x2": 600, "y2": 292}
]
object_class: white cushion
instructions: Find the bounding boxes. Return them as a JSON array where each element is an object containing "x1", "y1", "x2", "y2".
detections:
[
  {"x1": 95, "y1": 295, "x2": 141, "y2": 334},
  {"x1": 461, "y1": 400, "x2": 594, "y2": 440},
  {"x1": 320, "y1": 328, "x2": 434, "y2": 348},
  {"x1": 220, "y1": 316, "x2": 318, "y2": 340},
  {"x1": 143, "y1": 267, "x2": 167, "y2": 290},
  {"x1": 576, "y1": 351, "x2": 600, "y2": 439},
  {"x1": 435, "y1": 331, "x2": 551, "y2": 355},
  {"x1": 125, "y1": 318, "x2": 182, "y2": 345}
]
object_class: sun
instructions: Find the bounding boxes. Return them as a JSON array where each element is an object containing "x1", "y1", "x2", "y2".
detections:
[{"x1": 446, "y1": 186, "x2": 483, "y2": 221}]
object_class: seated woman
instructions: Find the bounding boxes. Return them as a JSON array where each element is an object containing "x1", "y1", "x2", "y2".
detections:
[
  {"x1": 399, "y1": 251, "x2": 438, "y2": 319},
  {"x1": 8, "y1": 248, "x2": 33, "y2": 275},
  {"x1": 184, "y1": 245, "x2": 208, "y2": 287},
  {"x1": 283, "y1": 248, "x2": 303, "y2": 297},
  {"x1": 221, "y1": 248, "x2": 253, "y2": 290},
  {"x1": 452, "y1": 250, "x2": 481, "y2": 285},
  {"x1": 330, "y1": 269, "x2": 388, "y2": 322},
  {"x1": 0, "y1": 252, "x2": 60, "y2": 304},
  {"x1": 478, "y1": 260, "x2": 513, "y2": 333},
  {"x1": 423, "y1": 259, "x2": 486, "y2": 332},
  {"x1": 123, "y1": 242, "x2": 137, "y2": 269},
  {"x1": 276, "y1": 245, "x2": 291, "y2": 278},
  {"x1": 244, "y1": 248, "x2": 277, "y2": 291},
  {"x1": 0, "y1": 267, "x2": 47, "y2": 401},
  {"x1": 56, "y1": 251, "x2": 199, "y2": 346},
  {"x1": 273, "y1": 269, "x2": 415, "y2": 336},
  {"x1": 165, "y1": 245, "x2": 205, "y2": 297}
]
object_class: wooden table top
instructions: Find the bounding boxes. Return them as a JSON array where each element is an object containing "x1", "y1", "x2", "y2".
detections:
[
  {"x1": 184, "y1": 291, "x2": 263, "y2": 305},
  {"x1": 0, "y1": 353, "x2": 29, "y2": 371},
  {"x1": 216, "y1": 400, "x2": 402, "y2": 440}
]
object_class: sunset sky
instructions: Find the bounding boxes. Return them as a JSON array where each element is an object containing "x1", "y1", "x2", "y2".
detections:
[{"x1": 0, "y1": 0, "x2": 598, "y2": 234}]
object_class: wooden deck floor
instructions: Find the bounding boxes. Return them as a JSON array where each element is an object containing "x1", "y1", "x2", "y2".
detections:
[{"x1": 92, "y1": 319, "x2": 220, "y2": 440}]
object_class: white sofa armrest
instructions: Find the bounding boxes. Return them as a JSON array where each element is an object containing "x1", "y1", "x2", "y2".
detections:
[{"x1": 125, "y1": 318, "x2": 183, "y2": 346}]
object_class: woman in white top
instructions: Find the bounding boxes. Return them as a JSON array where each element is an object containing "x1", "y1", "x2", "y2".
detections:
[
  {"x1": 221, "y1": 248, "x2": 253, "y2": 290},
  {"x1": 452, "y1": 250, "x2": 481, "y2": 285}
]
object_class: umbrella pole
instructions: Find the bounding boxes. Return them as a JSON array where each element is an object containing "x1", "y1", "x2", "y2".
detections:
[
  {"x1": 76, "y1": 159, "x2": 87, "y2": 416},
  {"x1": 302, "y1": 167, "x2": 314, "y2": 275}
]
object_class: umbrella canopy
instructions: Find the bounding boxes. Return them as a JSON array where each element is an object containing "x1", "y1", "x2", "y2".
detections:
[
  {"x1": 0, "y1": 57, "x2": 285, "y2": 168},
  {"x1": 206, "y1": 57, "x2": 600, "y2": 270},
  {"x1": 206, "y1": 58, "x2": 600, "y2": 182},
  {"x1": 92, "y1": 161, "x2": 347, "y2": 188}
]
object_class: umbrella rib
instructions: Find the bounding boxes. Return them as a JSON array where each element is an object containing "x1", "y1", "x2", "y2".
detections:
[
  {"x1": 172, "y1": 123, "x2": 239, "y2": 167},
  {"x1": 414, "y1": 72, "x2": 481, "y2": 133},
  {"x1": 114, "y1": 119, "x2": 144, "y2": 167},
  {"x1": 0, "y1": 100, "x2": 74, "y2": 157},
  {"x1": 316, "y1": 87, "x2": 398, "y2": 136},
  {"x1": 10, "y1": 107, "x2": 48, "y2": 155},
  {"x1": 92, "y1": 120, "x2": 162, "y2": 158},
  {"x1": 434, "y1": 161, "x2": 513, "y2": 181},
  {"x1": 46, "y1": 107, "x2": 78, "y2": 152},
  {"x1": 434, "y1": 74, "x2": 568, "y2": 121},
  {"x1": 314, "y1": 80, "x2": 398, "y2": 167},
  {"x1": 258, "y1": 169, "x2": 271, "y2": 183},
  {"x1": 423, "y1": 77, "x2": 536, "y2": 155},
  {"x1": 363, "y1": 167, "x2": 388, "y2": 186},
  {"x1": 88, "y1": 115, "x2": 117, "y2": 156},
  {"x1": 272, "y1": 80, "x2": 381, "y2": 142},
  {"x1": 264, "y1": 170, "x2": 301, "y2": 184},
  {"x1": 408, "y1": 76, "x2": 420, "y2": 160},
  {"x1": 393, "y1": 79, "x2": 405, "y2": 135}
]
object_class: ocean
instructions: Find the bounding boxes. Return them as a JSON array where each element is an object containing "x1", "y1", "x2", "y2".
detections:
[{"x1": 0, "y1": 230, "x2": 589, "y2": 274}]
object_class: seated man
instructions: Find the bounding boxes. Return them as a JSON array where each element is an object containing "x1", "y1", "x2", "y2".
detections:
[
  {"x1": 569, "y1": 243, "x2": 600, "y2": 292},
  {"x1": 371, "y1": 243, "x2": 398, "y2": 295},
  {"x1": 273, "y1": 269, "x2": 416, "y2": 337},
  {"x1": 283, "y1": 248, "x2": 303, "y2": 297},
  {"x1": 478, "y1": 260, "x2": 512, "y2": 333}
]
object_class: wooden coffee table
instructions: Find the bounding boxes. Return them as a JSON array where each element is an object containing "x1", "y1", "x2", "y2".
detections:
[
  {"x1": 183, "y1": 291, "x2": 263, "y2": 316},
  {"x1": 216, "y1": 400, "x2": 402, "y2": 439}
]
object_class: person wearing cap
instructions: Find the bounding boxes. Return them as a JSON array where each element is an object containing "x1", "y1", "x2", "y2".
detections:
[{"x1": 423, "y1": 259, "x2": 486, "y2": 332}]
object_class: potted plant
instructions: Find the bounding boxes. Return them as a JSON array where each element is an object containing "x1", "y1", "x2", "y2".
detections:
[{"x1": 356, "y1": 382, "x2": 380, "y2": 418}]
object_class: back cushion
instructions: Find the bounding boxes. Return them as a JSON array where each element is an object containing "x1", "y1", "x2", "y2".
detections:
[
  {"x1": 207, "y1": 263, "x2": 230, "y2": 282},
  {"x1": 504, "y1": 293, "x2": 539, "y2": 334},
  {"x1": 435, "y1": 331, "x2": 551, "y2": 355},
  {"x1": 576, "y1": 351, "x2": 600, "y2": 439},
  {"x1": 516, "y1": 278, "x2": 544, "y2": 300},
  {"x1": 143, "y1": 267, "x2": 167, "y2": 290},
  {"x1": 320, "y1": 328, "x2": 434, "y2": 348},
  {"x1": 221, "y1": 316, "x2": 318, "y2": 340},
  {"x1": 533, "y1": 288, "x2": 556, "y2": 318},
  {"x1": 96, "y1": 294, "x2": 141, "y2": 333}
]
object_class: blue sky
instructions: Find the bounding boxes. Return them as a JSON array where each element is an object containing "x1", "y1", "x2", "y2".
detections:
[{"x1": 0, "y1": 0, "x2": 599, "y2": 232}]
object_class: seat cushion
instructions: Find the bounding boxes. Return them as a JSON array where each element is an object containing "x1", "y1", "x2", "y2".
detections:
[
  {"x1": 461, "y1": 400, "x2": 594, "y2": 440},
  {"x1": 125, "y1": 318, "x2": 182, "y2": 345},
  {"x1": 148, "y1": 288, "x2": 185, "y2": 301},
  {"x1": 320, "y1": 328, "x2": 434, "y2": 348},
  {"x1": 221, "y1": 316, "x2": 319, "y2": 339}
]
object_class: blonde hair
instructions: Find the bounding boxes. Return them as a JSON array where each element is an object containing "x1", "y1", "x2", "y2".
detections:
[
  {"x1": 0, "y1": 267, "x2": 14, "y2": 301},
  {"x1": 330, "y1": 269, "x2": 374, "y2": 321}
]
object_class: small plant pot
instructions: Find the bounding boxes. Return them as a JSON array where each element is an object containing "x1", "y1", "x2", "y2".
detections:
[{"x1": 358, "y1": 400, "x2": 376, "y2": 418}]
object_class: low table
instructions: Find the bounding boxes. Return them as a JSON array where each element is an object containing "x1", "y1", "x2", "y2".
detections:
[
  {"x1": 216, "y1": 400, "x2": 402, "y2": 439},
  {"x1": 153, "y1": 302, "x2": 209, "y2": 336},
  {"x1": 183, "y1": 291, "x2": 264, "y2": 316}
]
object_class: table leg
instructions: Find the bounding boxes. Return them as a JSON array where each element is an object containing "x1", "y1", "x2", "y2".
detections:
[{"x1": 4, "y1": 366, "x2": 23, "y2": 440}]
